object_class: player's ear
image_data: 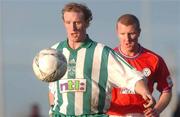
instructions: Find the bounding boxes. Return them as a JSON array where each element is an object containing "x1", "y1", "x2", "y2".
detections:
[{"x1": 85, "y1": 20, "x2": 90, "y2": 28}]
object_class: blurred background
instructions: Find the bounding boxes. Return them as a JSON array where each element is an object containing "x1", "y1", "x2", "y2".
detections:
[{"x1": 0, "y1": 0, "x2": 180, "y2": 117}]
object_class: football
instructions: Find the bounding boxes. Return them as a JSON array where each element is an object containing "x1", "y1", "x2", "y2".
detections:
[{"x1": 32, "y1": 48, "x2": 67, "y2": 82}]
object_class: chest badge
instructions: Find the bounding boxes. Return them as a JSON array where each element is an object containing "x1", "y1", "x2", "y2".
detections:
[{"x1": 142, "y1": 68, "x2": 151, "y2": 77}]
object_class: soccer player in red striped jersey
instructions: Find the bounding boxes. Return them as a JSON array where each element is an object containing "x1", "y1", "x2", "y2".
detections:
[{"x1": 107, "y1": 14, "x2": 173, "y2": 117}]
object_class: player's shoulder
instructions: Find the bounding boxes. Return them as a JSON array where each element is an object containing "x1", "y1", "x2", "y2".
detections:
[
  {"x1": 142, "y1": 47, "x2": 163, "y2": 60},
  {"x1": 51, "y1": 42, "x2": 60, "y2": 49},
  {"x1": 141, "y1": 47, "x2": 169, "y2": 71},
  {"x1": 94, "y1": 42, "x2": 112, "y2": 51},
  {"x1": 51, "y1": 40, "x2": 66, "y2": 49}
]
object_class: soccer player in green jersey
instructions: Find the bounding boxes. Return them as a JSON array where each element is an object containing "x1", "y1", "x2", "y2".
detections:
[{"x1": 48, "y1": 2, "x2": 155, "y2": 117}]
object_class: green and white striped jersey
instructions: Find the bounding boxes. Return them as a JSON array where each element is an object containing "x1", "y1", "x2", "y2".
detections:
[{"x1": 49, "y1": 36, "x2": 144, "y2": 116}]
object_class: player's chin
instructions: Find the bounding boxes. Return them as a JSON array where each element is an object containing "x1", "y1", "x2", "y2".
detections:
[
  {"x1": 73, "y1": 37, "x2": 84, "y2": 42},
  {"x1": 70, "y1": 36, "x2": 80, "y2": 41},
  {"x1": 126, "y1": 47, "x2": 134, "y2": 52}
]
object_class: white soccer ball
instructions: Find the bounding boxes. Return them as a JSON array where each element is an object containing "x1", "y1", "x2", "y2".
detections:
[{"x1": 32, "y1": 48, "x2": 67, "y2": 82}]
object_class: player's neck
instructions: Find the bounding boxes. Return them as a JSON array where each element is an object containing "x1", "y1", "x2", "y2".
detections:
[
  {"x1": 69, "y1": 42, "x2": 82, "y2": 50},
  {"x1": 119, "y1": 44, "x2": 141, "y2": 57},
  {"x1": 68, "y1": 34, "x2": 87, "y2": 50}
]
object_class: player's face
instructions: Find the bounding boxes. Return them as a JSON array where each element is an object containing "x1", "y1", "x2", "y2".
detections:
[
  {"x1": 116, "y1": 23, "x2": 140, "y2": 52},
  {"x1": 63, "y1": 11, "x2": 88, "y2": 43}
]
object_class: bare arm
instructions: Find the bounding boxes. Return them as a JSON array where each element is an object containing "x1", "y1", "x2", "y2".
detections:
[
  {"x1": 144, "y1": 91, "x2": 172, "y2": 117},
  {"x1": 135, "y1": 79, "x2": 155, "y2": 108},
  {"x1": 49, "y1": 91, "x2": 54, "y2": 106},
  {"x1": 48, "y1": 91, "x2": 54, "y2": 117},
  {"x1": 155, "y1": 91, "x2": 172, "y2": 113}
]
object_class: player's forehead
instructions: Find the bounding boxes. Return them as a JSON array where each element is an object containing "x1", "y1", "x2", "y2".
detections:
[
  {"x1": 118, "y1": 23, "x2": 136, "y2": 29},
  {"x1": 63, "y1": 11, "x2": 85, "y2": 21}
]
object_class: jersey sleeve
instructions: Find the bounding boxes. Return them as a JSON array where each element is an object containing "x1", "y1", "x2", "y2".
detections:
[
  {"x1": 51, "y1": 42, "x2": 60, "y2": 49},
  {"x1": 155, "y1": 57, "x2": 173, "y2": 92},
  {"x1": 49, "y1": 82, "x2": 57, "y2": 94},
  {"x1": 108, "y1": 50, "x2": 145, "y2": 93}
]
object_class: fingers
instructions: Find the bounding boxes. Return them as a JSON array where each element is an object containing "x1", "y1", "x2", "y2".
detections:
[
  {"x1": 142, "y1": 94, "x2": 159, "y2": 117},
  {"x1": 144, "y1": 108, "x2": 159, "y2": 117},
  {"x1": 144, "y1": 108, "x2": 153, "y2": 117},
  {"x1": 143, "y1": 94, "x2": 156, "y2": 108}
]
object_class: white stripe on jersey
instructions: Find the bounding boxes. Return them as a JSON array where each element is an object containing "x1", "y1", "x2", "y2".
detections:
[
  {"x1": 59, "y1": 48, "x2": 70, "y2": 114},
  {"x1": 74, "y1": 48, "x2": 86, "y2": 115},
  {"x1": 61, "y1": 48, "x2": 70, "y2": 79},
  {"x1": 91, "y1": 44, "x2": 104, "y2": 113},
  {"x1": 108, "y1": 52, "x2": 126, "y2": 87},
  {"x1": 103, "y1": 82, "x2": 112, "y2": 112},
  {"x1": 108, "y1": 51, "x2": 142, "y2": 93},
  {"x1": 51, "y1": 42, "x2": 59, "y2": 49}
]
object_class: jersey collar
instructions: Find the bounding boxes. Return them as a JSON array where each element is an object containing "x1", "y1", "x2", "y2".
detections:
[
  {"x1": 65, "y1": 34, "x2": 93, "y2": 52},
  {"x1": 119, "y1": 44, "x2": 143, "y2": 59}
]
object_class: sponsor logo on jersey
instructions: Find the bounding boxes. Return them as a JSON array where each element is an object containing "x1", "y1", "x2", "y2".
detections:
[
  {"x1": 142, "y1": 68, "x2": 151, "y2": 77},
  {"x1": 59, "y1": 79, "x2": 86, "y2": 93},
  {"x1": 120, "y1": 87, "x2": 135, "y2": 94}
]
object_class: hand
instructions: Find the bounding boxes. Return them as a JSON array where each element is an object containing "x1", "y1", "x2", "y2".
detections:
[
  {"x1": 144, "y1": 108, "x2": 160, "y2": 117},
  {"x1": 142, "y1": 94, "x2": 156, "y2": 109}
]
